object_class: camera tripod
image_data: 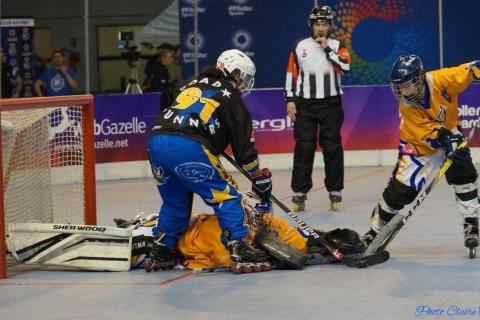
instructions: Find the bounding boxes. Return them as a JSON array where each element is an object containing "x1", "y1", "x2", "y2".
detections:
[{"x1": 125, "y1": 61, "x2": 143, "y2": 94}]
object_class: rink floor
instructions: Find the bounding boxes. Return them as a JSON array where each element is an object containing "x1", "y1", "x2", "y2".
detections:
[{"x1": 1, "y1": 166, "x2": 480, "y2": 320}]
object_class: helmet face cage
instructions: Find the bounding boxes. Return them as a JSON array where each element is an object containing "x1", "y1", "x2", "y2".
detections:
[
  {"x1": 389, "y1": 55, "x2": 425, "y2": 105},
  {"x1": 309, "y1": 5, "x2": 334, "y2": 26},
  {"x1": 231, "y1": 68, "x2": 255, "y2": 96},
  {"x1": 391, "y1": 76, "x2": 425, "y2": 105},
  {"x1": 216, "y1": 49, "x2": 255, "y2": 96}
]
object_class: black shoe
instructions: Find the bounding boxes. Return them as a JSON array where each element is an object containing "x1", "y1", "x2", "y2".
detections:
[
  {"x1": 292, "y1": 193, "x2": 307, "y2": 212},
  {"x1": 227, "y1": 238, "x2": 271, "y2": 273},
  {"x1": 329, "y1": 191, "x2": 342, "y2": 211},
  {"x1": 464, "y1": 217, "x2": 479, "y2": 248}
]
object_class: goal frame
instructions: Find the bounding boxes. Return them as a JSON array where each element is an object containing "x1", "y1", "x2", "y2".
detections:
[{"x1": 0, "y1": 94, "x2": 97, "y2": 279}]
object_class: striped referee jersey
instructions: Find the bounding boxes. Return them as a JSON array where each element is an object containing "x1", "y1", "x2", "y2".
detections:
[{"x1": 285, "y1": 37, "x2": 351, "y2": 102}]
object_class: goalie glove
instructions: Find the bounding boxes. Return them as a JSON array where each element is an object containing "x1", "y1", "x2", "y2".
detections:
[{"x1": 251, "y1": 168, "x2": 272, "y2": 202}]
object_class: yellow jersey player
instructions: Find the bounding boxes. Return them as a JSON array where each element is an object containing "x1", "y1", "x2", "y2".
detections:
[
  {"x1": 119, "y1": 192, "x2": 365, "y2": 273},
  {"x1": 363, "y1": 55, "x2": 480, "y2": 258}
]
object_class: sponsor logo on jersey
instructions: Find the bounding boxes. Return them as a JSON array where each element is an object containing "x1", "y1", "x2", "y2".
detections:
[
  {"x1": 175, "y1": 162, "x2": 215, "y2": 182},
  {"x1": 152, "y1": 165, "x2": 167, "y2": 185},
  {"x1": 435, "y1": 105, "x2": 447, "y2": 125},
  {"x1": 53, "y1": 225, "x2": 107, "y2": 232}
]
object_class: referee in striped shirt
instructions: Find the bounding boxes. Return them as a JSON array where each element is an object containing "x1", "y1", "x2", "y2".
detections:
[{"x1": 285, "y1": 5, "x2": 351, "y2": 212}]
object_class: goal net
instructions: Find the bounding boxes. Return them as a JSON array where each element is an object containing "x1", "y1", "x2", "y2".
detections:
[{"x1": 0, "y1": 95, "x2": 96, "y2": 278}]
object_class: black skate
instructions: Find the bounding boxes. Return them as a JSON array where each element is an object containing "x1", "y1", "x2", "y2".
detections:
[
  {"x1": 227, "y1": 238, "x2": 271, "y2": 274},
  {"x1": 144, "y1": 234, "x2": 177, "y2": 272},
  {"x1": 329, "y1": 191, "x2": 342, "y2": 211},
  {"x1": 464, "y1": 217, "x2": 479, "y2": 259},
  {"x1": 292, "y1": 193, "x2": 307, "y2": 212}
]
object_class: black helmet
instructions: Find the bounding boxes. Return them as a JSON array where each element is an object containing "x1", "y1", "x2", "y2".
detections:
[
  {"x1": 309, "y1": 5, "x2": 334, "y2": 26},
  {"x1": 389, "y1": 55, "x2": 425, "y2": 105}
]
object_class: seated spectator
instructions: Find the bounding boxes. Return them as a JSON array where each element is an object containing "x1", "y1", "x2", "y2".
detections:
[{"x1": 34, "y1": 48, "x2": 77, "y2": 96}]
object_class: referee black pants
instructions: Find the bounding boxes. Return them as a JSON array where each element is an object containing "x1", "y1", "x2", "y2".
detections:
[{"x1": 291, "y1": 96, "x2": 344, "y2": 194}]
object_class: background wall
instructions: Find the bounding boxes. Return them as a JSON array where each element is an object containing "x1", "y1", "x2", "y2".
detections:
[
  {"x1": 1, "y1": 0, "x2": 174, "y2": 93},
  {"x1": 179, "y1": 0, "x2": 479, "y2": 87}
]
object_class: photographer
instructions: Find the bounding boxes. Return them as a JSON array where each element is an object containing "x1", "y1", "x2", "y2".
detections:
[{"x1": 143, "y1": 44, "x2": 175, "y2": 111}]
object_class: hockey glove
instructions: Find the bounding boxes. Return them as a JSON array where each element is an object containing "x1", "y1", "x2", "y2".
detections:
[
  {"x1": 251, "y1": 168, "x2": 272, "y2": 202},
  {"x1": 437, "y1": 128, "x2": 466, "y2": 161},
  {"x1": 452, "y1": 147, "x2": 472, "y2": 164}
]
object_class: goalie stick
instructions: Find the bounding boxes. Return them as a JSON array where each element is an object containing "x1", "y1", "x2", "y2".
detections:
[
  {"x1": 366, "y1": 121, "x2": 480, "y2": 255},
  {"x1": 221, "y1": 151, "x2": 389, "y2": 268}
]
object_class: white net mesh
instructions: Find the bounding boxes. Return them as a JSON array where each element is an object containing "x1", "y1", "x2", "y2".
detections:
[{"x1": 2, "y1": 105, "x2": 88, "y2": 264}]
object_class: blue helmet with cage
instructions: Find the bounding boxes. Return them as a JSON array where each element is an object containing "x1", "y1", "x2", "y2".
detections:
[{"x1": 389, "y1": 55, "x2": 425, "y2": 105}]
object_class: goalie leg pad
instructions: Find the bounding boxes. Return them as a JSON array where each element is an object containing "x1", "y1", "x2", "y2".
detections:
[{"x1": 7, "y1": 223, "x2": 132, "y2": 271}]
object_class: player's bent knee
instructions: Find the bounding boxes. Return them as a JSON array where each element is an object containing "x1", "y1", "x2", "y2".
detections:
[{"x1": 383, "y1": 178, "x2": 418, "y2": 211}]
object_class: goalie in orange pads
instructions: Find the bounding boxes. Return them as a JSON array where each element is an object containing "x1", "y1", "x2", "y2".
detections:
[{"x1": 119, "y1": 192, "x2": 366, "y2": 273}]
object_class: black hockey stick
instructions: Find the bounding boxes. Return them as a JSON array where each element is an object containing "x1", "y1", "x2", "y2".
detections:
[
  {"x1": 366, "y1": 121, "x2": 480, "y2": 254},
  {"x1": 221, "y1": 151, "x2": 389, "y2": 268}
]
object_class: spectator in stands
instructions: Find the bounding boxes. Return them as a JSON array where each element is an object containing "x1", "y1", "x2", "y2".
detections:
[
  {"x1": 34, "y1": 48, "x2": 77, "y2": 96},
  {"x1": 1, "y1": 48, "x2": 23, "y2": 98},
  {"x1": 143, "y1": 43, "x2": 175, "y2": 111}
]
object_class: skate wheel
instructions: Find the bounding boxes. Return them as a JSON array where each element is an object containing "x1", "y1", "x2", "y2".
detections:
[
  {"x1": 261, "y1": 263, "x2": 272, "y2": 272},
  {"x1": 469, "y1": 247, "x2": 476, "y2": 259},
  {"x1": 330, "y1": 202, "x2": 339, "y2": 211},
  {"x1": 241, "y1": 266, "x2": 252, "y2": 273},
  {"x1": 252, "y1": 265, "x2": 262, "y2": 272},
  {"x1": 230, "y1": 263, "x2": 242, "y2": 274},
  {"x1": 293, "y1": 203, "x2": 305, "y2": 212},
  {"x1": 144, "y1": 260, "x2": 153, "y2": 272}
]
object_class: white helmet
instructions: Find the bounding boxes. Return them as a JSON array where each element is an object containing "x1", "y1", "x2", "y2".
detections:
[{"x1": 216, "y1": 49, "x2": 255, "y2": 96}]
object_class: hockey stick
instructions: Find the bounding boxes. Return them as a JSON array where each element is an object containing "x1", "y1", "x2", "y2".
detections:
[
  {"x1": 193, "y1": 266, "x2": 231, "y2": 274},
  {"x1": 220, "y1": 151, "x2": 389, "y2": 268},
  {"x1": 366, "y1": 121, "x2": 480, "y2": 254}
]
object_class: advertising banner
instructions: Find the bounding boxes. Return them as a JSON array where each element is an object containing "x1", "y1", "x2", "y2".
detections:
[
  {"x1": 93, "y1": 93, "x2": 160, "y2": 163},
  {"x1": 92, "y1": 84, "x2": 480, "y2": 163},
  {"x1": 178, "y1": 0, "x2": 439, "y2": 87},
  {"x1": 0, "y1": 18, "x2": 35, "y2": 97}
]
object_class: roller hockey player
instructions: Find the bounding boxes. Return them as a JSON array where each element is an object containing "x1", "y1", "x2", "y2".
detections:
[
  {"x1": 117, "y1": 191, "x2": 366, "y2": 272},
  {"x1": 363, "y1": 55, "x2": 480, "y2": 258},
  {"x1": 146, "y1": 49, "x2": 273, "y2": 273}
]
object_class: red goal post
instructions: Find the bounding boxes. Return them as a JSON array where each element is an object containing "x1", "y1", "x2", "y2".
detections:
[{"x1": 0, "y1": 95, "x2": 97, "y2": 279}]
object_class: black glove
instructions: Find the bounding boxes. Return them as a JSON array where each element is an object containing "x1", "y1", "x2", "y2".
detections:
[
  {"x1": 307, "y1": 228, "x2": 366, "y2": 256},
  {"x1": 452, "y1": 147, "x2": 472, "y2": 164},
  {"x1": 437, "y1": 128, "x2": 465, "y2": 159},
  {"x1": 251, "y1": 168, "x2": 272, "y2": 202}
]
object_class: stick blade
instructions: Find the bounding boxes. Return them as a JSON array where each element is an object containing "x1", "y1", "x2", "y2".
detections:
[{"x1": 343, "y1": 250, "x2": 390, "y2": 268}]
